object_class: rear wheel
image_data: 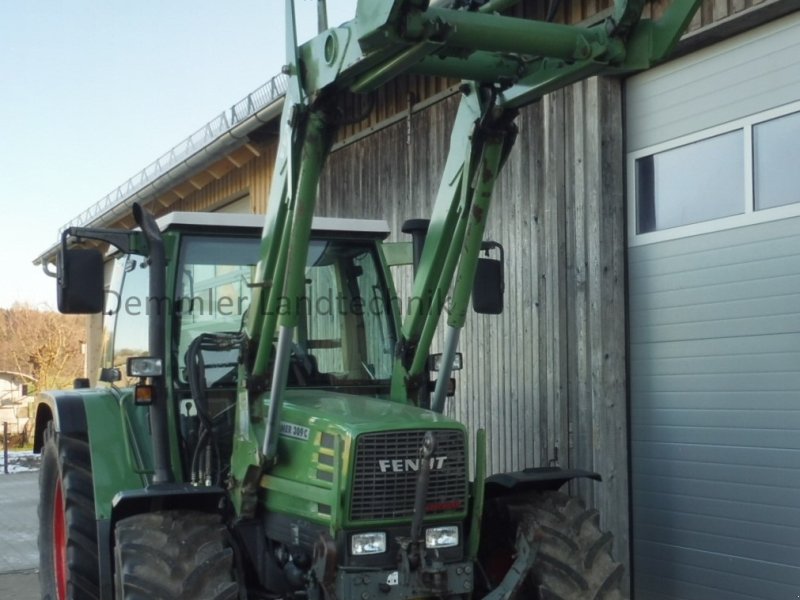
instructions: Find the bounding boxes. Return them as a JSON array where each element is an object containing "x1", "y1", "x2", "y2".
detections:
[
  {"x1": 114, "y1": 510, "x2": 239, "y2": 600},
  {"x1": 38, "y1": 422, "x2": 100, "y2": 600},
  {"x1": 479, "y1": 491, "x2": 627, "y2": 599}
]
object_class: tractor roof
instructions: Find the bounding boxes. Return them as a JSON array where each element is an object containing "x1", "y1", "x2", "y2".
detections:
[{"x1": 157, "y1": 211, "x2": 391, "y2": 239}]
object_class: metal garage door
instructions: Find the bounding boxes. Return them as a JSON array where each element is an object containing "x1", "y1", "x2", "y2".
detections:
[{"x1": 626, "y1": 13, "x2": 800, "y2": 600}]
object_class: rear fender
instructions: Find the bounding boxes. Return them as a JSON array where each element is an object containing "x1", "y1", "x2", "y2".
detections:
[
  {"x1": 33, "y1": 392, "x2": 87, "y2": 452},
  {"x1": 35, "y1": 389, "x2": 153, "y2": 600},
  {"x1": 484, "y1": 467, "x2": 601, "y2": 500},
  {"x1": 34, "y1": 389, "x2": 153, "y2": 518}
]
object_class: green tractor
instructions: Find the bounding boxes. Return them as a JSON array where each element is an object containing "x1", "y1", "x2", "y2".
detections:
[{"x1": 34, "y1": 1, "x2": 701, "y2": 598}]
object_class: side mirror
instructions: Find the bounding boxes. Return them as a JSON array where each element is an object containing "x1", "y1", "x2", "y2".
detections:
[
  {"x1": 99, "y1": 367, "x2": 121, "y2": 384},
  {"x1": 401, "y1": 218, "x2": 430, "y2": 274},
  {"x1": 57, "y1": 247, "x2": 104, "y2": 314},
  {"x1": 472, "y1": 241, "x2": 504, "y2": 315}
]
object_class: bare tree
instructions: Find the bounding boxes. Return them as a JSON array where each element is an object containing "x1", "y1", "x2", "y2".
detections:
[{"x1": 0, "y1": 303, "x2": 85, "y2": 391}]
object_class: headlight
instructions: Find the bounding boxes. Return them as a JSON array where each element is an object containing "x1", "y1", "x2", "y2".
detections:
[
  {"x1": 351, "y1": 532, "x2": 387, "y2": 555},
  {"x1": 425, "y1": 525, "x2": 459, "y2": 549},
  {"x1": 127, "y1": 356, "x2": 163, "y2": 377}
]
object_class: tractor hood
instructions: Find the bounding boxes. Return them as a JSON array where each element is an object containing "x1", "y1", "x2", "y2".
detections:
[
  {"x1": 257, "y1": 389, "x2": 469, "y2": 529},
  {"x1": 274, "y1": 388, "x2": 463, "y2": 438}
]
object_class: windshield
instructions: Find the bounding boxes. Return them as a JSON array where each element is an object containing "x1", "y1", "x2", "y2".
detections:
[{"x1": 176, "y1": 234, "x2": 397, "y2": 390}]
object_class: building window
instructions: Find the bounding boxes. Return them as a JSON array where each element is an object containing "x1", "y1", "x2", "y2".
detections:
[
  {"x1": 635, "y1": 131, "x2": 744, "y2": 234},
  {"x1": 754, "y1": 110, "x2": 800, "y2": 210},
  {"x1": 630, "y1": 104, "x2": 800, "y2": 242}
]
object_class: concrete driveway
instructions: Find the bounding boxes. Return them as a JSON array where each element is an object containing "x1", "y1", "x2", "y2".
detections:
[{"x1": 0, "y1": 471, "x2": 41, "y2": 600}]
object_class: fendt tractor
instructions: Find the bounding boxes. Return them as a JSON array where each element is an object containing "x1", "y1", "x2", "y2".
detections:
[{"x1": 34, "y1": 1, "x2": 700, "y2": 598}]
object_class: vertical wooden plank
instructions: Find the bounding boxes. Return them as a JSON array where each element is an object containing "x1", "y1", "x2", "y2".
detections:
[
  {"x1": 713, "y1": 0, "x2": 731, "y2": 21},
  {"x1": 586, "y1": 75, "x2": 630, "y2": 585},
  {"x1": 688, "y1": 3, "x2": 703, "y2": 32},
  {"x1": 581, "y1": 75, "x2": 604, "y2": 515},
  {"x1": 523, "y1": 101, "x2": 543, "y2": 467},
  {"x1": 731, "y1": 0, "x2": 747, "y2": 13},
  {"x1": 541, "y1": 87, "x2": 569, "y2": 468},
  {"x1": 566, "y1": 79, "x2": 595, "y2": 506},
  {"x1": 505, "y1": 127, "x2": 524, "y2": 470},
  {"x1": 569, "y1": 0, "x2": 584, "y2": 24}
]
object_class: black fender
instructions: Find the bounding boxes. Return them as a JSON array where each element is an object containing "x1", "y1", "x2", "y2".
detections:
[
  {"x1": 32, "y1": 392, "x2": 88, "y2": 453},
  {"x1": 103, "y1": 484, "x2": 227, "y2": 595},
  {"x1": 34, "y1": 392, "x2": 228, "y2": 599},
  {"x1": 104, "y1": 483, "x2": 228, "y2": 598},
  {"x1": 110, "y1": 483, "x2": 228, "y2": 524},
  {"x1": 484, "y1": 467, "x2": 601, "y2": 500}
]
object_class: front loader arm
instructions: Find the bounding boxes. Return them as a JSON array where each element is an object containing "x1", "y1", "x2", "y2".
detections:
[
  {"x1": 232, "y1": 3, "x2": 339, "y2": 509},
  {"x1": 389, "y1": 85, "x2": 518, "y2": 406},
  {"x1": 499, "y1": 0, "x2": 703, "y2": 108},
  {"x1": 234, "y1": 0, "x2": 703, "y2": 504}
]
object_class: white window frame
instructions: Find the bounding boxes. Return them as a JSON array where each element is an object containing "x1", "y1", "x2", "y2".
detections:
[{"x1": 627, "y1": 99, "x2": 800, "y2": 247}]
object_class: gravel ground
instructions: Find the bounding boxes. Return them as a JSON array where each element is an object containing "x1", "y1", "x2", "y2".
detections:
[
  {"x1": 0, "y1": 456, "x2": 41, "y2": 599},
  {"x1": 0, "y1": 570, "x2": 39, "y2": 600}
]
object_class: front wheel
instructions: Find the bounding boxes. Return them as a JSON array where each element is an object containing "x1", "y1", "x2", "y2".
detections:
[
  {"x1": 38, "y1": 422, "x2": 100, "y2": 600},
  {"x1": 114, "y1": 510, "x2": 240, "y2": 600},
  {"x1": 479, "y1": 491, "x2": 628, "y2": 599}
]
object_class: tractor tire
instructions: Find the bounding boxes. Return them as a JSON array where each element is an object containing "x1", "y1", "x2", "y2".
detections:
[
  {"x1": 479, "y1": 491, "x2": 627, "y2": 600},
  {"x1": 114, "y1": 510, "x2": 240, "y2": 600},
  {"x1": 38, "y1": 422, "x2": 100, "y2": 600}
]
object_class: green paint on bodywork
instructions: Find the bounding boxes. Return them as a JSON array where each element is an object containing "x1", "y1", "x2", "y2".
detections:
[
  {"x1": 79, "y1": 389, "x2": 153, "y2": 519},
  {"x1": 252, "y1": 389, "x2": 468, "y2": 531}
]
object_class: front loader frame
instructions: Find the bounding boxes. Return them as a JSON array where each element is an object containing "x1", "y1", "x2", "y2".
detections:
[{"x1": 233, "y1": 0, "x2": 703, "y2": 517}]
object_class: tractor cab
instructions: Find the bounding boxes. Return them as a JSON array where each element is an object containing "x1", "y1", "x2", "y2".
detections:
[
  {"x1": 89, "y1": 212, "x2": 405, "y2": 483},
  {"x1": 96, "y1": 212, "x2": 398, "y2": 393}
]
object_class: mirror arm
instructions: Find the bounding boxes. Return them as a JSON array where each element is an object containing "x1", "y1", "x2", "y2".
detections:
[
  {"x1": 62, "y1": 226, "x2": 138, "y2": 255},
  {"x1": 41, "y1": 260, "x2": 57, "y2": 278},
  {"x1": 56, "y1": 226, "x2": 141, "y2": 287},
  {"x1": 58, "y1": 226, "x2": 141, "y2": 289}
]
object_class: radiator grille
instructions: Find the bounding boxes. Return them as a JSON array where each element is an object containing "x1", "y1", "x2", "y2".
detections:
[{"x1": 350, "y1": 429, "x2": 467, "y2": 521}]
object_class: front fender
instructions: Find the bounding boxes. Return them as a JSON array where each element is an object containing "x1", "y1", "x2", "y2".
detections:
[{"x1": 484, "y1": 466, "x2": 602, "y2": 500}]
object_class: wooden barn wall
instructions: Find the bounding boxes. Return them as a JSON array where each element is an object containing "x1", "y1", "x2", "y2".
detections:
[
  {"x1": 168, "y1": 141, "x2": 277, "y2": 215},
  {"x1": 173, "y1": 152, "x2": 266, "y2": 213},
  {"x1": 316, "y1": 78, "x2": 629, "y2": 570},
  {"x1": 107, "y1": 141, "x2": 277, "y2": 233},
  {"x1": 535, "y1": 0, "x2": 774, "y2": 29}
]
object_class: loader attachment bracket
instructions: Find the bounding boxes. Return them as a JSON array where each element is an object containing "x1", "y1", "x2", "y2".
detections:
[{"x1": 481, "y1": 517, "x2": 540, "y2": 600}]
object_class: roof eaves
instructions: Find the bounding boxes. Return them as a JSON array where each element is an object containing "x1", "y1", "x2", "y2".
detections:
[{"x1": 34, "y1": 73, "x2": 288, "y2": 267}]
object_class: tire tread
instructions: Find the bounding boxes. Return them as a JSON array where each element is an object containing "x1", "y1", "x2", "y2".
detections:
[
  {"x1": 38, "y1": 422, "x2": 100, "y2": 599},
  {"x1": 115, "y1": 510, "x2": 239, "y2": 600},
  {"x1": 478, "y1": 490, "x2": 628, "y2": 599}
]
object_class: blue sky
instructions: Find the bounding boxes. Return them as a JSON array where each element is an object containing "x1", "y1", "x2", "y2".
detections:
[{"x1": 0, "y1": 0, "x2": 356, "y2": 308}]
